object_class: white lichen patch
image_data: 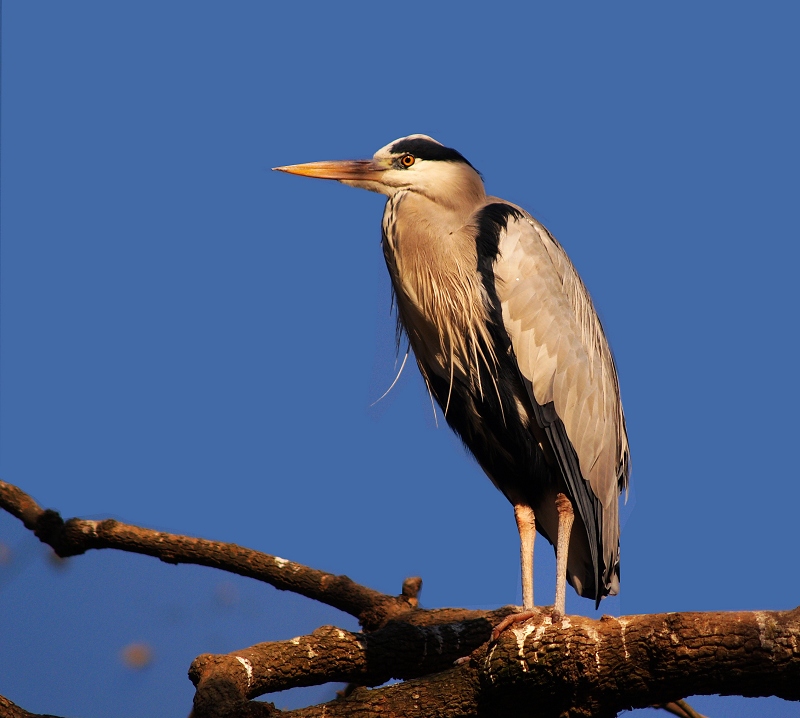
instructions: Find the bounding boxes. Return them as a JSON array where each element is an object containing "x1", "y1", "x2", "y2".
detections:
[
  {"x1": 617, "y1": 617, "x2": 630, "y2": 660},
  {"x1": 530, "y1": 618, "x2": 553, "y2": 664},
  {"x1": 754, "y1": 611, "x2": 774, "y2": 650},
  {"x1": 511, "y1": 620, "x2": 547, "y2": 672},
  {"x1": 559, "y1": 617, "x2": 572, "y2": 655},
  {"x1": 290, "y1": 637, "x2": 301, "y2": 645},
  {"x1": 483, "y1": 642, "x2": 499, "y2": 683},
  {"x1": 274, "y1": 556, "x2": 288, "y2": 568},
  {"x1": 308, "y1": 648, "x2": 318, "y2": 659},
  {"x1": 235, "y1": 656, "x2": 253, "y2": 687},
  {"x1": 584, "y1": 624, "x2": 602, "y2": 670}
]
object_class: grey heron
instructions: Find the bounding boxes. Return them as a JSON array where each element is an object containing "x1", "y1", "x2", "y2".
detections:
[{"x1": 275, "y1": 135, "x2": 630, "y2": 615}]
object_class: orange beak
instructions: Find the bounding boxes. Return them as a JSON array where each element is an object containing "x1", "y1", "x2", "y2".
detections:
[{"x1": 273, "y1": 159, "x2": 388, "y2": 181}]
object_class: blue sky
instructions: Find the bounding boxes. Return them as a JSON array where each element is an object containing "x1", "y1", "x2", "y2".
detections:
[{"x1": 1, "y1": 2, "x2": 798, "y2": 716}]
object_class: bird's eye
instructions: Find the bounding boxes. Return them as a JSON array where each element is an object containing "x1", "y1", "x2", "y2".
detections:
[{"x1": 400, "y1": 154, "x2": 415, "y2": 168}]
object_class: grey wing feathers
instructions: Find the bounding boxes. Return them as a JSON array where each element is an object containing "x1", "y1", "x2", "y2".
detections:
[{"x1": 493, "y1": 210, "x2": 630, "y2": 590}]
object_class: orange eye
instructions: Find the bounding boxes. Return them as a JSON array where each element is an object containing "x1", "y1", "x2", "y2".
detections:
[{"x1": 400, "y1": 154, "x2": 415, "y2": 168}]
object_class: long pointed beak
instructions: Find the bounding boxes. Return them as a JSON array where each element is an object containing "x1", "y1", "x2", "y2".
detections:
[{"x1": 272, "y1": 159, "x2": 387, "y2": 181}]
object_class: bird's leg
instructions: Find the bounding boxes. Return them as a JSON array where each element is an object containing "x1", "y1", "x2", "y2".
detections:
[
  {"x1": 490, "y1": 504, "x2": 539, "y2": 642},
  {"x1": 514, "y1": 504, "x2": 536, "y2": 610},
  {"x1": 553, "y1": 493, "x2": 574, "y2": 617}
]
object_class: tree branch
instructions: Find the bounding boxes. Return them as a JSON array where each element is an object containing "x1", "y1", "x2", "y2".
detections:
[
  {"x1": 0, "y1": 694, "x2": 64, "y2": 718},
  {"x1": 5, "y1": 479, "x2": 799, "y2": 718},
  {"x1": 190, "y1": 607, "x2": 800, "y2": 718},
  {"x1": 0, "y1": 480, "x2": 412, "y2": 629},
  {"x1": 481, "y1": 609, "x2": 800, "y2": 717},
  {"x1": 189, "y1": 608, "x2": 516, "y2": 701}
]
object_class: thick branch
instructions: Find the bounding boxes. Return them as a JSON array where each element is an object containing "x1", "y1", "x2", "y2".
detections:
[
  {"x1": 189, "y1": 607, "x2": 516, "y2": 702},
  {"x1": 482, "y1": 609, "x2": 800, "y2": 717},
  {"x1": 0, "y1": 480, "x2": 411, "y2": 629},
  {"x1": 191, "y1": 607, "x2": 800, "y2": 718},
  {"x1": 192, "y1": 666, "x2": 481, "y2": 718}
]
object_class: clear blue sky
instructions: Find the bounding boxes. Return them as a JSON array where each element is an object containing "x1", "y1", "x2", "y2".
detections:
[{"x1": 1, "y1": 2, "x2": 798, "y2": 716}]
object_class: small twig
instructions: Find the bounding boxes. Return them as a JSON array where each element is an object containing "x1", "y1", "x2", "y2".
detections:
[
  {"x1": 0, "y1": 480, "x2": 413, "y2": 629},
  {"x1": 402, "y1": 575, "x2": 423, "y2": 607}
]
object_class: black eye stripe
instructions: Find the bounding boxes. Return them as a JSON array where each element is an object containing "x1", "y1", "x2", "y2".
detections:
[{"x1": 390, "y1": 138, "x2": 473, "y2": 168}]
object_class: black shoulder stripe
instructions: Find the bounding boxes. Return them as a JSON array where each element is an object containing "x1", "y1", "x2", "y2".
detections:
[
  {"x1": 473, "y1": 203, "x2": 524, "y2": 356},
  {"x1": 474, "y1": 203, "x2": 523, "y2": 267}
]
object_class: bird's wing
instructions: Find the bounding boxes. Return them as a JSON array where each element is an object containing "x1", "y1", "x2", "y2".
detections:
[{"x1": 491, "y1": 206, "x2": 629, "y2": 580}]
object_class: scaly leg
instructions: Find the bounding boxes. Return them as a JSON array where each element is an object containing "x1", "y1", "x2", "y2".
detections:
[
  {"x1": 490, "y1": 505, "x2": 539, "y2": 641},
  {"x1": 554, "y1": 493, "x2": 574, "y2": 617},
  {"x1": 514, "y1": 504, "x2": 536, "y2": 610}
]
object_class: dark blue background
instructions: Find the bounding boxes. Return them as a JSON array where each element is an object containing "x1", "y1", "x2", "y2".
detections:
[{"x1": 1, "y1": 2, "x2": 798, "y2": 716}]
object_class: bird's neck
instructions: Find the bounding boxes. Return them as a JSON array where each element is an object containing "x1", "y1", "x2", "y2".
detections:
[{"x1": 381, "y1": 192, "x2": 495, "y2": 387}]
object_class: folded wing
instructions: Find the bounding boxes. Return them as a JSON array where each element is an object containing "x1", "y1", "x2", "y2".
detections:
[{"x1": 492, "y1": 207, "x2": 630, "y2": 596}]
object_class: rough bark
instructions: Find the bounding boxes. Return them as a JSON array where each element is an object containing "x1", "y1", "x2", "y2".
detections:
[{"x1": 2, "y1": 479, "x2": 798, "y2": 718}]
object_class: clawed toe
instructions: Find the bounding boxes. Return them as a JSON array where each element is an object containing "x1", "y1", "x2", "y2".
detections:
[{"x1": 490, "y1": 608, "x2": 543, "y2": 642}]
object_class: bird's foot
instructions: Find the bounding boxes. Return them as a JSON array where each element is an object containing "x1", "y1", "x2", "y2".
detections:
[{"x1": 490, "y1": 607, "x2": 546, "y2": 643}]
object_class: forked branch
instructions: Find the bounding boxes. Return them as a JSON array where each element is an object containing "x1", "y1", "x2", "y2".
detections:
[
  {"x1": 188, "y1": 607, "x2": 800, "y2": 717},
  {"x1": 2, "y1": 479, "x2": 799, "y2": 718}
]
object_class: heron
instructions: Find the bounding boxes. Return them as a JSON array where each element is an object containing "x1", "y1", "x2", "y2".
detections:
[{"x1": 274, "y1": 135, "x2": 629, "y2": 617}]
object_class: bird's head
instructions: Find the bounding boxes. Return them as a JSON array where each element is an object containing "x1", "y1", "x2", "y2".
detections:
[{"x1": 274, "y1": 135, "x2": 485, "y2": 211}]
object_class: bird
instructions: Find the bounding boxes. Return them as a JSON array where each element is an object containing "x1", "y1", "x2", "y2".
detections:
[{"x1": 274, "y1": 135, "x2": 630, "y2": 616}]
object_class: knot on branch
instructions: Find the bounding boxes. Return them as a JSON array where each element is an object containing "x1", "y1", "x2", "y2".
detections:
[
  {"x1": 34, "y1": 510, "x2": 94, "y2": 558},
  {"x1": 33, "y1": 508, "x2": 65, "y2": 546}
]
